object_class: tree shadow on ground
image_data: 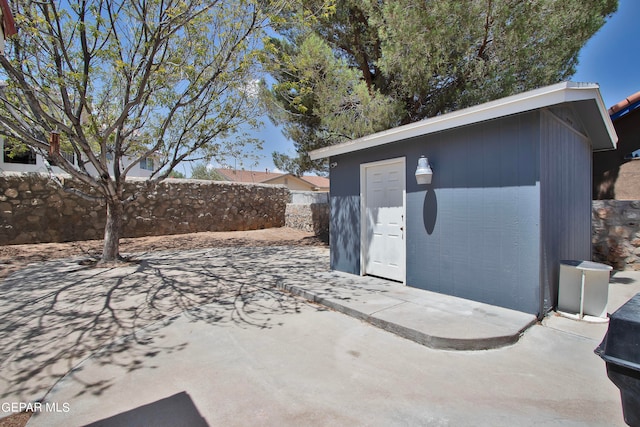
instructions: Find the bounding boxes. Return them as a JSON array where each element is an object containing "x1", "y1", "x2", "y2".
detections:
[{"x1": 0, "y1": 246, "x2": 329, "y2": 403}]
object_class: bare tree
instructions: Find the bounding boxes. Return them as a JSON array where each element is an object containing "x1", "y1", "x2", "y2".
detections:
[{"x1": 0, "y1": 0, "x2": 280, "y2": 263}]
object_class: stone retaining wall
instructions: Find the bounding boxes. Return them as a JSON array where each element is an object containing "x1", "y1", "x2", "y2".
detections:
[
  {"x1": 592, "y1": 200, "x2": 640, "y2": 270},
  {"x1": 14, "y1": 172, "x2": 631, "y2": 269},
  {"x1": 0, "y1": 174, "x2": 289, "y2": 245},
  {"x1": 285, "y1": 203, "x2": 329, "y2": 242}
]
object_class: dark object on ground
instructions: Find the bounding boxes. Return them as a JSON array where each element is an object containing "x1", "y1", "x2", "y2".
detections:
[{"x1": 595, "y1": 292, "x2": 640, "y2": 426}]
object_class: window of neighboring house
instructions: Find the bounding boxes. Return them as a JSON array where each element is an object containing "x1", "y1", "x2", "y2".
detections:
[
  {"x1": 61, "y1": 150, "x2": 75, "y2": 164},
  {"x1": 140, "y1": 156, "x2": 154, "y2": 170},
  {"x1": 3, "y1": 142, "x2": 36, "y2": 164},
  {"x1": 625, "y1": 149, "x2": 640, "y2": 160}
]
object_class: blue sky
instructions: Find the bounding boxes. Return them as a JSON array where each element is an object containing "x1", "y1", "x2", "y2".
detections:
[
  {"x1": 217, "y1": 0, "x2": 640, "y2": 175},
  {"x1": 573, "y1": 0, "x2": 640, "y2": 108}
]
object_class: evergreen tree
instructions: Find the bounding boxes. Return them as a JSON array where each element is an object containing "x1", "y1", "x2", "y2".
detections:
[{"x1": 263, "y1": 0, "x2": 618, "y2": 174}]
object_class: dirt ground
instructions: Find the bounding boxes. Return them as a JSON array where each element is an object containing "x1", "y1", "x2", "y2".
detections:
[
  {"x1": 0, "y1": 227, "x2": 326, "y2": 427},
  {"x1": 0, "y1": 412, "x2": 30, "y2": 427},
  {"x1": 0, "y1": 227, "x2": 327, "y2": 281}
]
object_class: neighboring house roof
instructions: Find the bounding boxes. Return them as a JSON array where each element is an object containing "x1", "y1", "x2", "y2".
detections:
[
  {"x1": 310, "y1": 82, "x2": 617, "y2": 160},
  {"x1": 215, "y1": 168, "x2": 329, "y2": 190},
  {"x1": 298, "y1": 175, "x2": 330, "y2": 189},
  {"x1": 262, "y1": 173, "x2": 329, "y2": 190},
  {"x1": 215, "y1": 168, "x2": 277, "y2": 183},
  {"x1": 608, "y1": 90, "x2": 640, "y2": 120}
]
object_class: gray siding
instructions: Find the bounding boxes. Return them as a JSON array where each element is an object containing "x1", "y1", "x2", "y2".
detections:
[
  {"x1": 539, "y1": 109, "x2": 592, "y2": 314},
  {"x1": 329, "y1": 157, "x2": 361, "y2": 274},
  {"x1": 329, "y1": 109, "x2": 593, "y2": 316},
  {"x1": 330, "y1": 113, "x2": 543, "y2": 314},
  {"x1": 405, "y1": 113, "x2": 541, "y2": 315}
]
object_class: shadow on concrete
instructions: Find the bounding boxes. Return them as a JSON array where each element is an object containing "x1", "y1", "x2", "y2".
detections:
[
  {"x1": 0, "y1": 246, "x2": 329, "y2": 404},
  {"x1": 609, "y1": 274, "x2": 637, "y2": 285},
  {"x1": 83, "y1": 391, "x2": 208, "y2": 427}
]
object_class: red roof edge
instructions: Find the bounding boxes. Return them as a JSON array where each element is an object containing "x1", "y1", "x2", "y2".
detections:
[{"x1": 608, "y1": 91, "x2": 640, "y2": 115}]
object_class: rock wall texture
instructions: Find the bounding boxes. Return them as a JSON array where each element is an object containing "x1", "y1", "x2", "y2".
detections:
[
  {"x1": 285, "y1": 203, "x2": 329, "y2": 242},
  {"x1": 11, "y1": 172, "x2": 633, "y2": 271},
  {"x1": 592, "y1": 200, "x2": 640, "y2": 270},
  {"x1": 0, "y1": 174, "x2": 289, "y2": 245}
]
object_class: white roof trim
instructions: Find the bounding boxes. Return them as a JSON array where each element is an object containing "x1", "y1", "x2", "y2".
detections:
[{"x1": 309, "y1": 82, "x2": 618, "y2": 160}]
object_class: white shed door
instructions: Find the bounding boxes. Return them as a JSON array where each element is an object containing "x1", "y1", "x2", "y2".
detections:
[{"x1": 362, "y1": 159, "x2": 405, "y2": 282}]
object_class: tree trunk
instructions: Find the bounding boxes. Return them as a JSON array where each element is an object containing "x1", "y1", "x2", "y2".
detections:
[{"x1": 101, "y1": 198, "x2": 124, "y2": 264}]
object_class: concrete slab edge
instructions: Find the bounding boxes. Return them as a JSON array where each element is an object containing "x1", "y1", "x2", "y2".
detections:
[{"x1": 276, "y1": 282, "x2": 537, "y2": 351}]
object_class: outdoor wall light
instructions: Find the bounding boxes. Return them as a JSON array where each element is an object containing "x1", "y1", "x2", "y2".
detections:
[{"x1": 415, "y1": 156, "x2": 433, "y2": 185}]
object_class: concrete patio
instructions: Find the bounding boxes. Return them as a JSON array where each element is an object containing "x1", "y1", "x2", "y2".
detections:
[{"x1": 0, "y1": 245, "x2": 637, "y2": 426}]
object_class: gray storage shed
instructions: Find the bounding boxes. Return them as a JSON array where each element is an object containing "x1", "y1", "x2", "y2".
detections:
[{"x1": 310, "y1": 82, "x2": 617, "y2": 317}]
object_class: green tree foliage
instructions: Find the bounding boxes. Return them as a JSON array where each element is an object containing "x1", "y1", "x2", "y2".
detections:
[
  {"x1": 190, "y1": 163, "x2": 226, "y2": 180},
  {"x1": 263, "y1": 0, "x2": 618, "y2": 174},
  {"x1": 0, "y1": 0, "x2": 280, "y2": 262},
  {"x1": 263, "y1": 27, "x2": 401, "y2": 174}
]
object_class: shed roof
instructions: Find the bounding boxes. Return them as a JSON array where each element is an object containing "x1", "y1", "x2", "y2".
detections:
[{"x1": 309, "y1": 82, "x2": 617, "y2": 160}]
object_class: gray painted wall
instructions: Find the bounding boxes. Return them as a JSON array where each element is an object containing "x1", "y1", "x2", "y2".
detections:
[
  {"x1": 329, "y1": 161, "x2": 361, "y2": 274},
  {"x1": 405, "y1": 113, "x2": 541, "y2": 315},
  {"x1": 539, "y1": 109, "x2": 593, "y2": 313},
  {"x1": 329, "y1": 108, "x2": 593, "y2": 316}
]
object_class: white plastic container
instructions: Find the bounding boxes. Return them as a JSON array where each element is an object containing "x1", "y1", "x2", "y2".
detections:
[{"x1": 557, "y1": 260, "x2": 612, "y2": 322}]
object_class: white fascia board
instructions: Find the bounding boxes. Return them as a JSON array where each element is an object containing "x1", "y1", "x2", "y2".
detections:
[{"x1": 309, "y1": 82, "x2": 617, "y2": 160}]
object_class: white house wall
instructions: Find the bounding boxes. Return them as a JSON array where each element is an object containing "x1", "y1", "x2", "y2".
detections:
[{"x1": 0, "y1": 139, "x2": 152, "y2": 178}]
